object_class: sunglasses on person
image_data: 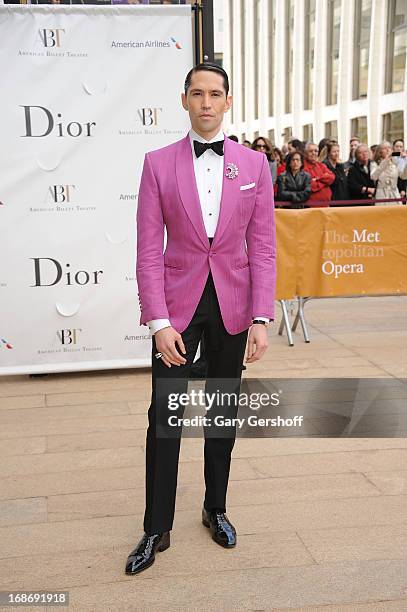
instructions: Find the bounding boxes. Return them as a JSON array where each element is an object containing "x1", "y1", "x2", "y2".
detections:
[{"x1": 255, "y1": 143, "x2": 267, "y2": 150}]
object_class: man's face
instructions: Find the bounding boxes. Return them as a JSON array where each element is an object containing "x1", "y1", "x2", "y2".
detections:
[
  {"x1": 181, "y1": 70, "x2": 232, "y2": 137},
  {"x1": 393, "y1": 140, "x2": 404, "y2": 153},
  {"x1": 350, "y1": 139, "x2": 360, "y2": 153},
  {"x1": 305, "y1": 144, "x2": 318, "y2": 163}
]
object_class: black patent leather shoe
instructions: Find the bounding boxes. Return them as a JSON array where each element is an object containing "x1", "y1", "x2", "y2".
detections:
[
  {"x1": 125, "y1": 531, "x2": 170, "y2": 575},
  {"x1": 202, "y1": 507, "x2": 236, "y2": 547}
]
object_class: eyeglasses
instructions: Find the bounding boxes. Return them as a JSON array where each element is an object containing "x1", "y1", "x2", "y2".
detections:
[{"x1": 255, "y1": 144, "x2": 267, "y2": 150}]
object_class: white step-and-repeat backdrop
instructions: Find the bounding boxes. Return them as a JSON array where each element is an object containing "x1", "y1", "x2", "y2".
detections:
[{"x1": 0, "y1": 4, "x2": 193, "y2": 375}]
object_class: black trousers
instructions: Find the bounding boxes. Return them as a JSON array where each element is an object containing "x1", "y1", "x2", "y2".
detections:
[{"x1": 143, "y1": 256, "x2": 249, "y2": 535}]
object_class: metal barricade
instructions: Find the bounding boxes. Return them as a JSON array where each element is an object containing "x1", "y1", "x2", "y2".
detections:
[{"x1": 276, "y1": 198, "x2": 407, "y2": 346}]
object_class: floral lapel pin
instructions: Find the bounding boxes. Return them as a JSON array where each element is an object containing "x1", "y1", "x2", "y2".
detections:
[{"x1": 225, "y1": 162, "x2": 239, "y2": 179}]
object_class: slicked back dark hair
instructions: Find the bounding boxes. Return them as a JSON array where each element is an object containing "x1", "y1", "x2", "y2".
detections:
[{"x1": 184, "y1": 62, "x2": 229, "y2": 96}]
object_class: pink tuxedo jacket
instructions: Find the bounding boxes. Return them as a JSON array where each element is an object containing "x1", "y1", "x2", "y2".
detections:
[{"x1": 136, "y1": 133, "x2": 276, "y2": 335}]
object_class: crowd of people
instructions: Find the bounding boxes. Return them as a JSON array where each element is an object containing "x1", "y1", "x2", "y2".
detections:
[{"x1": 228, "y1": 134, "x2": 407, "y2": 207}]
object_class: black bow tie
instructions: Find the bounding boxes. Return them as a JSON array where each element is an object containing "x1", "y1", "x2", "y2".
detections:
[{"x1": 193, "y1": 139, "x2": 224, "y2": 158}]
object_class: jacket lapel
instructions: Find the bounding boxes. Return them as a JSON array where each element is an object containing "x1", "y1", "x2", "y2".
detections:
[
  {"x1": 212, "y1": 137, "x2": 241, "y2": 246},
  {"x1": 175, "y1": 135, "x2": 209, "y2": 249},
  {"x1": 175, "y1": 134, "x2": 241, "y2": 249}
]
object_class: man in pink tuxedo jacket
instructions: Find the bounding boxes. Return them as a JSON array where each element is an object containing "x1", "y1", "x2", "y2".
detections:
[{"x1": 126, "y1": 63, "x2": 276, "y2": 576}]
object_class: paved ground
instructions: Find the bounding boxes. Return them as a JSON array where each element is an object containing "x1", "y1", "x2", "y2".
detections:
[{"x1": 1, "y1": 295, "x2": 407, "y2": 611}]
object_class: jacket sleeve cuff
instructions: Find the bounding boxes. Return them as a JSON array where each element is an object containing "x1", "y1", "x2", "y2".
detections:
[{"x1": 147, "y1": 319, "x2": 171, "y2": 335}]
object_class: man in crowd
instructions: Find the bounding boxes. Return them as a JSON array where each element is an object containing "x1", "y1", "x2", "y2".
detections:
[
  {"x1": 344, "y1": 136, "x2": 361, "y2": 170},
  {"x1": 302, "y1": 142, "x2": 335, "y2": 206}
]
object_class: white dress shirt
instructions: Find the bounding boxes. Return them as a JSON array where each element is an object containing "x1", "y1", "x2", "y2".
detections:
[
  {"x1": 146, "y1": 128, "x2": 269, "y2": 335},
  {"x1": 189, "y1": 127, "x2": 224, "y2": 237}
]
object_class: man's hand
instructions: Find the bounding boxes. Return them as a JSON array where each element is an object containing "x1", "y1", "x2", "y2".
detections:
[
  {"x1": 155, "y1": 327, "x2": 187, "y2": 368},
  {"x1": 245, "y1": 324, "x2": 268, "y2": 363}
]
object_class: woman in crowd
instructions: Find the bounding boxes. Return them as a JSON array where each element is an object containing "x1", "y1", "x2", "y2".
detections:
[
  {"x1": 272, "y1": 146, "x2": 286, "y2": 194},
  {"x1": 276, "y1": 151, "x2": 311, "y2": 207},
  {"x1": 393, "y1": 138, "x2": 407, "y2": 200},
  {"x1": 370, "y1": 141, "x2": 404, "y2": 205},
  {"x1": 251, "y1": 136, "x2": 276, "y2": 181},
  {"x1": 273, "y1": 147, "x2": 285, "y2": 171},
  {"x1": 318, "y1": 138, "x2": 331, "y2": 161},
  {"x1": 347, "y1": 144, "x2": 376, "y2": 201},
  {"x1": 322, "y1": 141, "x2": 349, "y2": 201}
]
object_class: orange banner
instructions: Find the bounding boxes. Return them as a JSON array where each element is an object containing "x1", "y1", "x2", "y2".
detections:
[
  {"x1": 276, "y1": 206, "x2": 407, "y2": 299},
  {"x1": 275, "y1": 209, "x2": 299, "y2": 299}
]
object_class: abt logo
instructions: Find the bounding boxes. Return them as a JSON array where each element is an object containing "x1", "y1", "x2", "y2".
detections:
[
  {"x1": 57, "y1": 329, "x2": 82, "y2": 345},
  {"x1": 39, "y1": 28, "x2": 65, "y2": 48},
  {"x1": 138, "y1": 108, "x2": 162, "y2": 127},
  {"x1": 47, "y1": 185, "x2": 76, "y2": 204}
]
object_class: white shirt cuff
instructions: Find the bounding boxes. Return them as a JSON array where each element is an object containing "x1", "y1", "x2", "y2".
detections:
[
  {"x1": 253, "y1": 316, "x2": 271, "y2": 323},
  {"x1": 147, "y1": 319, "x2": 171, "y2": 335}
]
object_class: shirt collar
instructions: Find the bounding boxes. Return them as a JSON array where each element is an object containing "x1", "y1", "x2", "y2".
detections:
[{"x1": 189, "y1": 128, "x2": 225, "y2": 155}]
